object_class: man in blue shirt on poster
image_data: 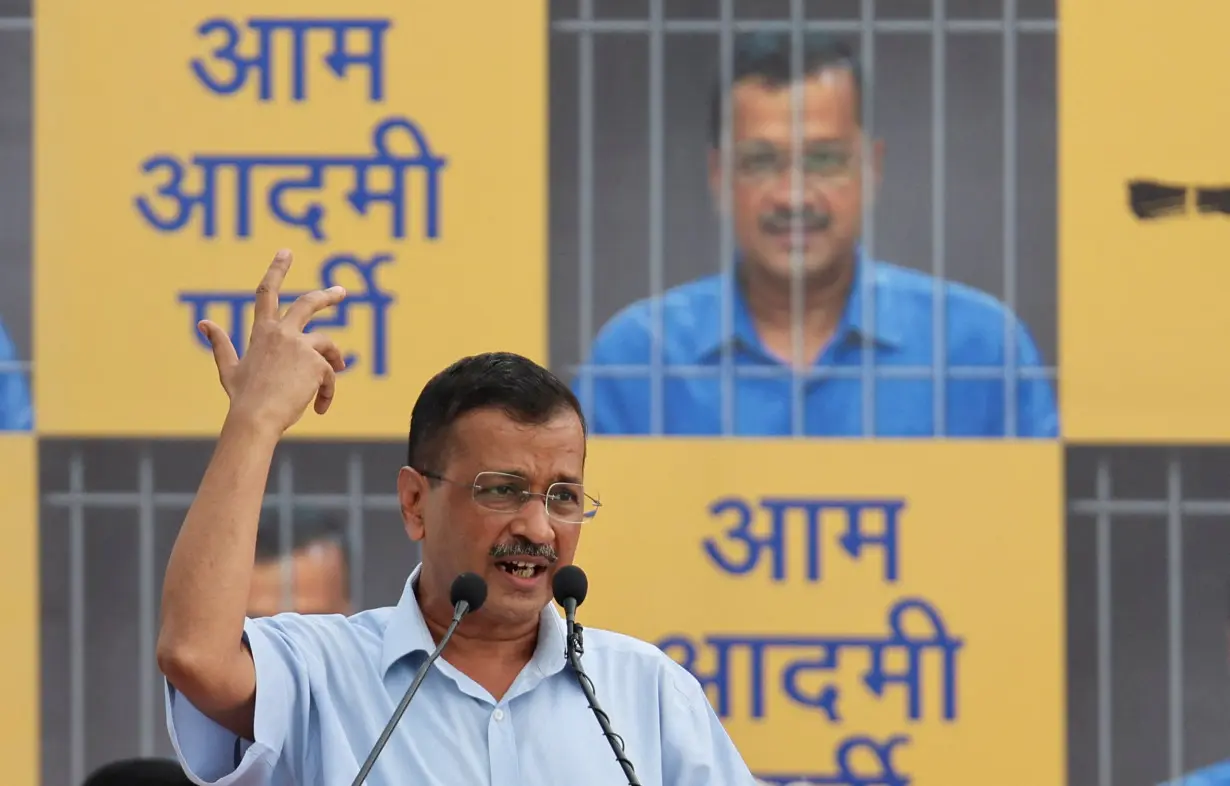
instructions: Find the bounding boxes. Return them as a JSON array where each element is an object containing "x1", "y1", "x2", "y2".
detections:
[
  {"x1": 0, "y1": 314, "x2": 32, "y2": 431},
  {"x1": 572, "y1": 32, "x2": 1057, "y2": 439}
]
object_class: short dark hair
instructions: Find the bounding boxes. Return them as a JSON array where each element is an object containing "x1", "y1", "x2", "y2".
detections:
[
  {"x1": 83, "y1": 758, "x2": 192, "y2": 786},
  {"x1": 407, "y1": 352, "x2": 586, "y2": 470},
  {"x1": 708, "y1": 31, "x2": 863, "y2": 147},
  {"x1": 254, "y1": 507, "x2": 349, "y2": 565}
]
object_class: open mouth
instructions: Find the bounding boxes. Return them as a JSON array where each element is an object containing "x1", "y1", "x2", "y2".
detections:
[{"x1": 496, "y1": 560, "x2": 548, "y2": 579}]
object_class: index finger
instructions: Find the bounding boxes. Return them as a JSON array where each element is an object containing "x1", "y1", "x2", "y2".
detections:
[
  {"x1": 253, "y1": 249, "x2": 294, "y2": 323},
  {"x1": 282, "y1": 286, "x2": 347, "y2": 331}
]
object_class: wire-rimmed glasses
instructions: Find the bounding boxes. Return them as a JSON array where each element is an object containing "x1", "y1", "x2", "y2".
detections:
[{"x1": 419, "y1": 470, "x2": 601, "y2": 524}]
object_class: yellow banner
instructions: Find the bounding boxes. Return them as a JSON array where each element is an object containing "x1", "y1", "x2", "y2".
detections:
[
  {"x1": 1060, "y1": 0, "x2": 1230, "y2": 441},
  {"x1": 34, "y1": 2, "x2": 545, "y2": 437},
  {"x1": 0, "y1": 435, "x2": 38, "y2": 784},
  {"x1": 578, "y1": 441, "x2": 1063, "y2": 784}
]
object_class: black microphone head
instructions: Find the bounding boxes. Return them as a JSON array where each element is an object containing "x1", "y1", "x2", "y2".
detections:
[
  {"x1": 450, "y1": 572, "x2": 487, "y2": 612},
  {"x1": 552, "y1": 564, "x2": 588, "y2": 608}
]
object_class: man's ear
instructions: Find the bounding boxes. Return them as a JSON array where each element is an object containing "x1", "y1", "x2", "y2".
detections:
[{"x1": 398, "y1": 466, "x2": 429, "y2": 542}]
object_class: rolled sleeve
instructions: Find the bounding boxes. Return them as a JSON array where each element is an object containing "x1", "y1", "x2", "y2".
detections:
[{"x1": 165, "y1": 619, "x2": 305, "y2": 786}]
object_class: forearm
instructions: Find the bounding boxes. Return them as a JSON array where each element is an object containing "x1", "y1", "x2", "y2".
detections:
[{"x1": 158, "y1": 413, "x2": 278, "y2": 674}]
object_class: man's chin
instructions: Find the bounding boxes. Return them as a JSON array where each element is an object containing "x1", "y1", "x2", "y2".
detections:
[
  {"x1": 480, "y1": 593, "x2": 549, "y2": 628},
  {"x1": 758, "y1": 255, "x2": 837, "y2": 284}
]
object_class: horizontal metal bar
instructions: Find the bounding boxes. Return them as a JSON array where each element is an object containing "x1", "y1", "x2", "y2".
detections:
[
  {"x1": 0, "y1": 17, "x2": 31, "y2": 32},
  {"x1": 0, "y1": 360, "x2": 32, "y2": 372},
  {"x1": 55, "y1": 495, "x2": 1230, "y2": 517},
  {"x1": 43, "y1": 491, "x2": 401, "y2": 509},
  {"x1": 1070, "y1": 499, "x2": 1230, "y2": 517},
  {"x1": 552, "y1": 18, "x2": 1056, "y2": 34},
  {"x1": 569, "y1": 363, "x2": 1058, "y2": 380}
]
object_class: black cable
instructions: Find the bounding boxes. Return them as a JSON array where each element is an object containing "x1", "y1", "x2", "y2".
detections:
[{"x1": 566, "y1": 621, "x2": 642, "y2": 786}]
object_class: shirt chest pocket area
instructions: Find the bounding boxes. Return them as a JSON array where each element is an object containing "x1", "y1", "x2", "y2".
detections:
[{"x1": 514, "y1": 703, "x2": 664, "y2": 786}]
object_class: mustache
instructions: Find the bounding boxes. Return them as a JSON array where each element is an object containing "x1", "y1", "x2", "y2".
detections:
[
  {"x1": 759, "y1": 209, "x2": 830, "y2": 233},
  {"x1": 490, "y1": 540, "x2": 558, "y2": 563}
]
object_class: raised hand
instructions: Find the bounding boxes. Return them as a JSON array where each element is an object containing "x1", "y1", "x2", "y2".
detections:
[{"x1": 197, "y1": 249, "x2": 349, "y2": 435}]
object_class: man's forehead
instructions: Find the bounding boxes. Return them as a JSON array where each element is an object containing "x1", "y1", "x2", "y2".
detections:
[
  {"x1": 445, "y1": 408, "x2": 586, "y2": 474},
  {"x1": 731, "y1": 71, "x2": 858, "y2": 135}
]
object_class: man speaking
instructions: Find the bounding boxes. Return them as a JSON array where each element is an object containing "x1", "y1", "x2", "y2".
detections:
[{"x1": 156, "y1": 250, "x2": 755, "y2": 785}]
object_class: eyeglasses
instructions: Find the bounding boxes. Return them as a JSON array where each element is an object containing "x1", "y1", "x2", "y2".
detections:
[
  {"x1": 418, "y1": 470, "x2": 601, "y2": 525},
  {"x1": 732, "y1": 141, "x2": 858, "y2": 184}
]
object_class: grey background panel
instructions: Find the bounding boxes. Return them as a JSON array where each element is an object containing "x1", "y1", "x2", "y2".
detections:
[
  {"x1": 38, "y1": 439, "x2": 422, "y2": 786},
  {"x1": 1067, "y1": 447, "x2": 1230, "y2": 786},
  {"x1": 0, "y1": 1, "x2": 30, "y2": 17},
  {"x1": 0, "y1": 22, "x2": 30, "y2": 364}
]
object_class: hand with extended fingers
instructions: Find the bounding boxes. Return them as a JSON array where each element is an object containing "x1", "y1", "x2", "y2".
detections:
[{"x1": 197, "y1": 249, "x2": 349, "y2": 435}]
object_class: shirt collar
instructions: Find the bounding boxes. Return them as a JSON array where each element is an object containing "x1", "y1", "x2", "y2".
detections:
[
  {"x1": 698, "y1": 247, "x2": 905, "y2": 360},
  {"x1": 380, "y1": 565, "x2": 569, "y2": 678}
]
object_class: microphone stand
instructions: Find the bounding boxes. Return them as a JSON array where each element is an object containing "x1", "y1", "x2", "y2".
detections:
[
  {"x1": 349, "y1": 600, "x2": 472, "y2": 786},
  {"x1": 563, "y1": 608, "x2": 642, "y2": 786}
]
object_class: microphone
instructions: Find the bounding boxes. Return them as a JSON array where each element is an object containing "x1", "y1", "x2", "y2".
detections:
[
  {"x1": 553, "y1": 566, "x2": 642, "y2": 786},
  {"x1": 349, "y1": 572, "x2": 487, "y2": 786}
]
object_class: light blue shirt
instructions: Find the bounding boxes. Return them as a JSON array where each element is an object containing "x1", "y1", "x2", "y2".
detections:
[
  {"x1": 165, "y1": 567, "x2": 756, "y2": 786},
  {"x1": 1162, "y1": 761, "x2": 1230, "y2": 785},
  {"x1": 0, "y1": 316, "x2": 32, "y2": 431},
  {"x1": 573, "y1": 254, "x2": 1058, "y2": 438}
]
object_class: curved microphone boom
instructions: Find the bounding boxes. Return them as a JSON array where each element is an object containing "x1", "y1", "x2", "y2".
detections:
[
  {"x1": 553, "y1": 566, "x2": 642, "y2": 786},
  {"x1": 350, "y1": 572, "x2": 487, "y2": 786}
]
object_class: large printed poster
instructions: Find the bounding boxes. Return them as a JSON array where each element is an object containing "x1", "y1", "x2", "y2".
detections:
[
  {"x1": 1060, "y1": 0, "x2": 1230, "y2": 441},
  {"x1": 578, "y1": 441, "x2": 1064, "y2": 784},
  {"x1": 34, "y1": 1, "x2": 546, "y2": 437}
]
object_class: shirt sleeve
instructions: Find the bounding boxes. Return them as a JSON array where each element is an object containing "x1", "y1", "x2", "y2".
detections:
[
  {"x1": 1011, "y1": 318, "x2": 1059, "y2": 438},
  {"x1": 573, "y1": 306, "x2": 653, "y2": 436},
  {"x1": 164, "y1": 617, "x2": 310, "y2": 786},
  {"x1": 1158, "y1": 763, "x2": 1230, "y2": 786},
  {"x1": 658, "y1": 660, "x2": 759, "y2": 786}
]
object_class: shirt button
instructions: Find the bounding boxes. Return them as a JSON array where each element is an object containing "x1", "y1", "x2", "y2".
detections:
[{"x1": 493, "y1": 708, "x2": 505, "y2": 721}]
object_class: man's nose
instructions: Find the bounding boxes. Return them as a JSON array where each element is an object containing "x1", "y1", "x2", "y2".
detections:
[
  {"x1": 766, "y1": 170, "x2": 821, "y2": 211},
  {"x1": 509, "y1": 498, "x2": 556, "y2": 544}
]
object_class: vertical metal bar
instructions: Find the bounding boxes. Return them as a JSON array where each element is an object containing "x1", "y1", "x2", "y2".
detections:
[
  {"x1": 347, "y1": 451, "x2": 365, "y2": 611},
  {"x1": 931, "y1": 0, "x2": 948, "y2": 436},
  {"x1": 859, "y1": 0, "x2": 877, "y2": 436},
  {"x1": 1166, "y1": 455, "x2": 1184, "y2": 780},
  {"x1": 1002, "y1": 0, "x2": 1019, "y2": 436},
  {"x1": 277, "y1": 456, "x2": 294, "y2": 613},
  {"x1": 648, "y1": 0, "x2": 666, "y2": 435},
  {"x1": 1095, "y1": 456, "x2": 1113, "y2": 786},
  {"x1": 68, "y1": 450, "x2": 86, "y2": 786},
  {"x1": 789, "y1": 0, "x2": 805, "y2": 437},
  {"x1": 718, "y1": 0, "x2": 735, "y2": 435},
  {"x1": 578, "y1": 0, "x2": 596, "y2": 420},
  {"x1": 137, "y1": 446, "x2": 156, "y2": 756}
]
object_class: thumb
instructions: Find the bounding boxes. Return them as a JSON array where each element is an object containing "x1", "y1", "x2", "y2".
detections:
[{"x1": 198, "y1": 320, "x2": 240, "y2": 371}]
